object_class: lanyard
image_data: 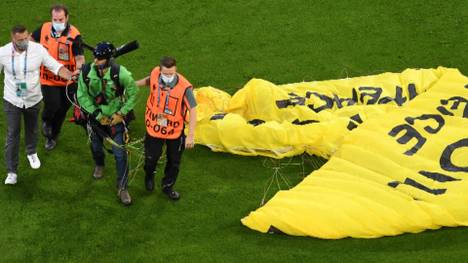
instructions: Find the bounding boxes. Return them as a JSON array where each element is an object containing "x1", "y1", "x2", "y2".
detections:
[
  {"x1": 157, "y1": 77, "x2": 172, "y2": 113},
  {"x1": 11, "y1": 47, "x2": 27, "y2": 80},
  {"x1": 51, "y1": 26, "x2": 71, "y2": 44}
]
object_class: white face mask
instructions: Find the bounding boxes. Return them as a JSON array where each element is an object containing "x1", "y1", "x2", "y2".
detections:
[
  {"x1": 52, "y1": 22, "x2": 66, "y2": 32},
  {"x1": 161, "y1": 74, "x2": 175, "y2": 84}
]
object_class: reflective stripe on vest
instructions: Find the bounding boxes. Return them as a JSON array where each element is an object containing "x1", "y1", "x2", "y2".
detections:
[
  {"x1": 145, "y1": 67, "x2": 192, "y2": 139},
  {"x1": 39, "y1": 22, "x2": 80, "y2": 86}
]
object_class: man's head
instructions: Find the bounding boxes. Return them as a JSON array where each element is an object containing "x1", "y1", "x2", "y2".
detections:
[
  {"x1": 11, "y1": 25, "x2": 29, "y2": 52},
  {"x1": 50, "y1": 4, "x2": 69, "y2": 32},
  {"x1": 93, "y1": 42, "x2": 115, "y2": 75},
  {"x1": 160, "y1": 56, "x2": 177, "y2": 84}
]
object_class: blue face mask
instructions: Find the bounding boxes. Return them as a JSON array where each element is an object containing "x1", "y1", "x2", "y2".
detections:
[{"x1": 52, "y1": 22, "x2": 66, "y2": 32}]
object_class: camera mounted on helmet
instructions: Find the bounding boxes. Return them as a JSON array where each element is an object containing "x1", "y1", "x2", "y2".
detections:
[
  {"x1": 93, "y1": 41, "x2": 115, "y2": 60},
  {"x1": 81, "y1": 40, "x2": 140, "y2": 76}
]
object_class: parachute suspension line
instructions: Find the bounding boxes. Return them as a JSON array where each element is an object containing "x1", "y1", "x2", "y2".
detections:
[
  {"x1": 259, "y1": 154, "x2": 328, "y2": 206},
  {"x1": 260, "y1": 157, "x2": 303, "y2": 206},
  {"x1": 65, "y1": 81, "x2": 81, "y2": 109},
  {"x1": 66, "y1": 79, "x2": 148, "y2": 187},
  {"x1": 126, "y1": 140, "x2": 145, "y2": 187}
]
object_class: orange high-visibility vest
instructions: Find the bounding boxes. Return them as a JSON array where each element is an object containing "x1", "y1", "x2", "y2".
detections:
[
  {"x1": 39, "y1": 22, "x2": 80, "y2": 86},
  {"x1": 145, "y1": 67, "x2": 192, "y2": 139}
]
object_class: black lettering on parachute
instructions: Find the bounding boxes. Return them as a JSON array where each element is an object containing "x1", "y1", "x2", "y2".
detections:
[
  {"x1": 405, "y1": 114, "x2": 445, "y2": 134},
  {"x1": 440, "y1": 138, "x2": 468, "y2": 173},
  {"x1": 347, "y1": 114, "x2": 364, "y2": 131},
  {"x1": 248, "y1": 119, "x2": 265, "y2": 126},
  {"x1": 418, "y1": 171, "x2": 460, "y2": 182},
  {"x1": 306, "y1": 92, "x2": 333, "y2": 113},
  {"x1": 388, "y1": 178, "x2": 447, "y2": 195},
  {"x1": 275, "y1": 84, "x2": 418, "y2": 113},
  {"x1": 388, "y1": 124, "x2": 427, "y2": 156},
  {"x1": 437, "y1": 96, "x2": 468, "y2": 118},
  {"x1": 276, "y1": 93, "x2": 306, "y2": 109},
  {"x1": 210, "y1": 113, "x2": 227, "y2": 120},
  {"x1": 378, "y1": 86, "x2": 405, "y2": 105},
  {"x1": 408, "y1": 83, "x2": 418, "y2": 100},
  {"x1": 388, "y1": 138, "x2": 467, "y2": 196},
  {"x1": 333, "y1": 94, "x2": 357, "y2": 109},
  {"x1": 357, "y1": 87, "x2": 382, "y2": 105},
  {"x1": 292, "y1": 119, "x2": 319, "y2": 125},
  {"x1": 389, "y1": 113, "x2": 446, "y2": 156}
]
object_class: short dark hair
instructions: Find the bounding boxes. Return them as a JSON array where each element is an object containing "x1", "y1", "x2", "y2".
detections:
[
  {"x1": 50, "y1": 4, "x2": 69, "y2": 16},
  {"x1": 11, "y1": 25, "x2": 27, "y2": 34},
  {"x1": 160, "y1": 56, "x2": 176, "y2": 68}
]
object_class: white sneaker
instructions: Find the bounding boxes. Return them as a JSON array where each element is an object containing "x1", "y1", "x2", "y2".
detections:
[
  {"x1": 27, "y1": 153, "x2": 41, "y2": 169},
  {"x1": 5, "y1": 173, "x2": 17, "y2": 185}
]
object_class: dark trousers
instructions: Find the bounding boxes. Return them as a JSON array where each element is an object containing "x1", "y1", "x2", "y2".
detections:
[
  {"x1": 90, "y1": 123, "x2": 129, "y2": 189},
  {"x1": 3, "y1": 100, "x2": 40, "y2": 173},
  {"x1": 144, "y1": 133, "x2": 185, "y2": 190},
  {"x1": 41, "y1": 84, "x2": 76, "y2": 139}
]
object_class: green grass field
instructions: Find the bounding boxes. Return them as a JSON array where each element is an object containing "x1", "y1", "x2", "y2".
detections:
[{"x1": 0, "y1": 0, "x2": 467, "y2": 262}]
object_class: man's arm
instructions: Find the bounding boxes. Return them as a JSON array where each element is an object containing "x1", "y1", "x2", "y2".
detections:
[
  {"x1": 72, "y1": 35, "x2": 85, "y2": 73},
  {"x1": 135, "y1": 76, "x2": 150, "y2": 87},
  {"x1": 185, "y1": 107, "x2": 197, "y2": 149},
  {"x1": 77, "y1": 73, "x2": 100, "y2": 118},
  {"x1": 75, "y1": 55, "x2": 85, "y2": 69},
  {"x1": 184, "y1": 88, "x2": 197, "y2": 149},
  {"x1": 57, "y1": 66, "x2": 73, "y2": 80},
  {"x1": 118, "y1": 67, "x2": 139, "y2": 115},
  {"x1": 40, "y1": 45, "x2": 73, "y2": 80}
]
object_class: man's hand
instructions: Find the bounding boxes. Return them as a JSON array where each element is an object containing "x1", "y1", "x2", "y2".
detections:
[
  {"x1": 111, "y1": 113, "x2": 124, "y2": 126},
  {"x1": 72, "y1": 69, "x2": 80, "y2": 78},
  {"x1": 185, "y1": 134, "x2": 195, "y2": 149},
  {"x1": 67, "y1": 70, "x2": 80, "y2": 82},
  {"x1": 99, "y1": 116, "x2": 111, "y2": 126}
]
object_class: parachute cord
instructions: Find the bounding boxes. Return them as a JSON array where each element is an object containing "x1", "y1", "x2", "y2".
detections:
[
  {"x1": 68, "y1": 79, "x2": 147, "y2": 189},
  {"x1": 65, "y1": 81, "x2": 81, "y2": 109},
  {"x1": 259, "y1": 155, "x2": 311, "y2": 206}
]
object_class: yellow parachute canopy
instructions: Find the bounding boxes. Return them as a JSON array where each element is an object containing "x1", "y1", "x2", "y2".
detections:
[
  {"x1": 194, "y1": 67, "x2": 446, "y2": 159},
  {"x1": 194, "y1": 67, "x2": 468, "y2": 238}
]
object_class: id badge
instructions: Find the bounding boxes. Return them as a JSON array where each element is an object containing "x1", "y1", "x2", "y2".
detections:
[
  {"x1": 157, "y1": 113, "x2": 168, "y2": 127},
  {"x1": 15, "y1": 81, "x2": 27, "y2": 97},
  {"x1": 58, "y1": 43, "x2": 70, "y2": 61}
]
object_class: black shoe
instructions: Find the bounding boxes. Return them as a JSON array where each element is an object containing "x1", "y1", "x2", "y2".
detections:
[
  {"x1": 145, "y1": 174, "x2": 154, "y2": 192},
  {"x1": 45, "y1": 138, "x2": 56, "y2": 150},
  {"x1": 163, "y1": 187, "x2": 180, "y2": 201}
]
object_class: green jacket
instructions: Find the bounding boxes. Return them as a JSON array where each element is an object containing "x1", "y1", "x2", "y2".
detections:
[{"x1": 77, "y1": 63, "x2": 138, "y2": 120}]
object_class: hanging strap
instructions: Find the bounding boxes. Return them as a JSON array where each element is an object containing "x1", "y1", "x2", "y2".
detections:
[{"x1": 11, "y1": 48, "x2": 27, "y2": 80}]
